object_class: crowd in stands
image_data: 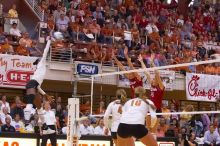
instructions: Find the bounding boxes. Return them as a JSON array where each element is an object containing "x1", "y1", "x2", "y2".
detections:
[
  {"x1": 1, "y1": 93, "x2": 220, "y2": 145},
  {"x1": 0, "y1": 0, "x2": 219, "y2": 75}
]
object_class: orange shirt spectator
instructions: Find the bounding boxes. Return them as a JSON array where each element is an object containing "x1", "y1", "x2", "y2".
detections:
[
  {"x1": 88, "y1": 20, "x2": 101, "y2": 34},
  {"x1": 0, "y1": 38, "x2": 14, "y2": 54},
  {"x1": 19, "y1": 32, "x2": 33, "y2": 48},
  {"x1": 149, "y1": 30, "x2": 160, "y2": 42},
  {"x1": 124, "y1": 0, "x2": 134, "y2": 7},
  {"x1": 204, "y1": 65, "x2": 215, "y2": 74},
  {"x1": 15, "y1": 46, "x2": 29, "y2": 56}
]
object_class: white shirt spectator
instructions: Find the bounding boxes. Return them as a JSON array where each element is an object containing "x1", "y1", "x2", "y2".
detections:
[
  {"x1": 1, "y1": 102, "x2": 10, "y2": 113},
  {"x1": 56, "y1": 15, "x2": 69, "y2": 32},
  {"x1": 11, "y1": 120, "x2": 25, "y2": 132},
  {"x1": 94, "y1": 126, "x2": 110, "y2": 135},
  {"x1": 145, "y1": 23, "x2": 159, "y2": 34},
  {"x1": 0, "y1": 113, "x2": 12, "y2": 124},
  {"x1": 177, "y1": 19, "x2": 184, "y2": 25},
  {"x1": 10, "y1": 27, "x2": 21, "y2": 37},
  {"x1": 79, "y1": 124, "x2": 94, "y2": 135}
]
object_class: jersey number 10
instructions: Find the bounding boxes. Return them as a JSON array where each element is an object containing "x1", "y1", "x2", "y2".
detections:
[{"x1": 131, "y1": 100, "x2": 141, "y2": 106}]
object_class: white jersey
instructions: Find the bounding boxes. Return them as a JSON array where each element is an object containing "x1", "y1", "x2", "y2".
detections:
[
  {"x1": 104, "y1": 100, "x2": 122, "y2": 132},
  {"x1": 120, "y1": 98, "x2": 156, "y2": 125}
]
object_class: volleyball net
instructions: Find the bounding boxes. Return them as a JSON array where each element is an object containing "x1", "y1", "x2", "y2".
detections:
[{"x1": 89, "y1": 58, "x2": 220, "y2": 117}]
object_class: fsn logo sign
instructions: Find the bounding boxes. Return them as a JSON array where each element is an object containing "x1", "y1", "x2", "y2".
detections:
[{"x1": 77, "y1": 64, "x2": 99, "y2": 76}]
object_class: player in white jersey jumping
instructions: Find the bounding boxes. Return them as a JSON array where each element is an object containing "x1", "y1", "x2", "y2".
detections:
[
  {"x1": 104, "y1": 89, "x2": 134, "y2": 146},
  {"x1": 24, "y1": 40, "x2": 53, "y2": 123},
  {"x1": 117, "y1": 87, "x2": 158, "y2": 146}
]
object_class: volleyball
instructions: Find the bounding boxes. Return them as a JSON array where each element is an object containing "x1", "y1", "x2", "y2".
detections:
[{"x1": 53, "y1": 31, "x2": 64, "y2": 40}]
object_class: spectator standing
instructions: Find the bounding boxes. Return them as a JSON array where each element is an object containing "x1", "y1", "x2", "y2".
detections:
[
  {"x1": 8, "y1": 4, "x2": 18, "y2": 18},
  {"x1": 1, "y1": 116, "x2": 15, "y2": 132},
  {"x1": 203, "y1": 125, "x2": 220, "y2": 146}
]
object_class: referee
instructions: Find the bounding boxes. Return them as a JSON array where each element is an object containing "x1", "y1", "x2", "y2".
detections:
[{"x1": 40, "y1": 101, "x2": 58, "y2": 146}]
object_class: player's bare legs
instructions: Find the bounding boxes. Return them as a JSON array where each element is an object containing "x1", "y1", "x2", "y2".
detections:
[{"x1": 139, "y1": 133, "x2": 158, "y2": 146}]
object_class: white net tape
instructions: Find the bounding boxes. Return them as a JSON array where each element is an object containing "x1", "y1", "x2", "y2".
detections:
[{"x1": 90, "y1": 110, "x2": 220, "y2": 118}]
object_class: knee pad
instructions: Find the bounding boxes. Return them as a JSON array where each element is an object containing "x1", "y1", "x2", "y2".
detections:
[{"x1": 26, "y1": 79, "x2": 39, "y2": 89}]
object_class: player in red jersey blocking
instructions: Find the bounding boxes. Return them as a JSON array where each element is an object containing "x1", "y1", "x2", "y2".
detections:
[
  {"x1": 138, "y1": 53, "x2": 165, "y2": 135},
  {"x1": 112, "y1": 46, "x2": 143, "y2": 98}
]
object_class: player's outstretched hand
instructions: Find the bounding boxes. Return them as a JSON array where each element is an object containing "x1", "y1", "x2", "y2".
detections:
[{"x1": 44, "y1": 94, "x2": 54, "y2": 103}]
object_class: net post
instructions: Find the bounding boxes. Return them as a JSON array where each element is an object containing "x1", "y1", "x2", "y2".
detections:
[
  {"x1": 90, "y1": 76, "x2": 94, "y2": 115},
  {"x1": 67, "y1": 98, "x2": 79, "y2": 146}
]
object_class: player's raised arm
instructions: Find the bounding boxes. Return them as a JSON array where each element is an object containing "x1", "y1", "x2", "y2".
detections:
[
  {"x1": 138, "y1": 54, "x2": 151, "y2": 83},
  {"x1": 112, "y1": 49, "x2": 130, "y2": 79},
  {"x1": 149, "y1": 54, "x2": 164, "y2": 90},
  {"x1": 124, "y1": 46, "x2": 141, "y2": 81}
]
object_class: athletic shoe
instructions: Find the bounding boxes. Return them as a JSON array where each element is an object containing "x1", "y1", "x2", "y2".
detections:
[{"x1": 42, "y1": 128, "x2": 55, "y2": 135}]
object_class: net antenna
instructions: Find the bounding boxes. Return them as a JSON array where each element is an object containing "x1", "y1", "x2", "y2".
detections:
[{"x1": 90, "y1": 58, "x2": 220, "y2": 114}]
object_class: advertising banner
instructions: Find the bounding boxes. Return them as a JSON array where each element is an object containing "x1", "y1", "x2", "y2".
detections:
[
  {"x1": 118, "y1": 69, "x2": 175, "y2": 91},
  {"x1": 0, "y1": 138, "x2": 37, "y2": 146},
  {"x1": 0, "y1": 137, "x2": 175, "y2": 146},
  {"x1": 186, "y1": 73, "x2": 220, "y2": 102},
  {"x1": 0, "y1": 54, "x2": 37, "y2": 89}
]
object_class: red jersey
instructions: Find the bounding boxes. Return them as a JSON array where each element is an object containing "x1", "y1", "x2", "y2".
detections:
[
  {"x1": 129, "y1": 77, "x2": 143, "y2": 98},
  {"x1": 150, "y1": 85, "x2": 164, "y2": 110}
]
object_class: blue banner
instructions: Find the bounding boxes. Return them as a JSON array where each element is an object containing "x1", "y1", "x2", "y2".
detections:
[{"x1": 77, "y1": 63, "x2": 99, "y2": 76}]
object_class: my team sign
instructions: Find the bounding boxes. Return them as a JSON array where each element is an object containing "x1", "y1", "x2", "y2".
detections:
[{"x1": 0, "y1": 54, "x2": 37, "y2": 89}]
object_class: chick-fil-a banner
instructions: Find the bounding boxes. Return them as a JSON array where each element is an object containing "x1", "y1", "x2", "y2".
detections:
[
  {"x1": 186, "y1": 73, "x2": 220, "y2": 102},
  {"x1": 0, "y1": 54, "x2": 37, "y2": 89}
]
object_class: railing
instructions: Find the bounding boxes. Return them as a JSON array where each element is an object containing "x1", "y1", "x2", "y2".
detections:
[
  {"x1": 23, "y1": 0, "x2": 44, "y2": 21},
  {"x1": 50, "y1": 47, "x2": 73, "y2": 63}
]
